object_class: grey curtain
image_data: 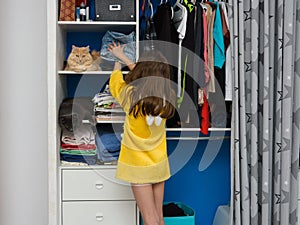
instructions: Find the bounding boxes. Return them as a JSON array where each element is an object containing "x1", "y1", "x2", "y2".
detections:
[{"x1": 228, "y1": 0, "x2": 300, "y2": 224}]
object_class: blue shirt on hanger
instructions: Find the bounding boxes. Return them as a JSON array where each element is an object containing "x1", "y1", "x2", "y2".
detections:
[{"x1": 213, "y1": 2, "x2": 225, "y2": 68}]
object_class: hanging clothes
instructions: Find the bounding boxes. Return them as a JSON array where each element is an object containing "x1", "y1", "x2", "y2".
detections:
[
  {"x1": 153, "y1": 1, "x2": 178, "y2": 83},
  {"x1": 211, "y1": 2, "x2": 225, "y2": 69},
  {"x1": 201, "y1": 3, "x2": 210, "y2": 85},
  {"x1": 139, "y1": 0, "x2": 232, "y2": 131},
  {"x1": 172, "y1": 1, "x2": 188, "y2": 98},
  {"x1": 151, "y1": 1, "x2": 182, "y2": 128},
  {"x1": 153, "y1": 2, "x2": 178, "y2": 43},
  {"x1": 194, "y1": 2, "x2": 205, "y2": 88},
  {"x1": 178, "y1": 0, "x2": 199, "y2": 124},
  {"x1": 200, "y1": 93, "x2": 209, "y2": 135},
  {"x1": 219, "y1": 2, "x2": 232, "y2": 101},
  {"x1": 205, "y1": 3, "x2": 216, "y2": 94}
]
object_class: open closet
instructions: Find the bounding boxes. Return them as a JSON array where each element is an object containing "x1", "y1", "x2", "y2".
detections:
[{"x1": 47, "y1": 0, "x2": 232, "y2": 224}]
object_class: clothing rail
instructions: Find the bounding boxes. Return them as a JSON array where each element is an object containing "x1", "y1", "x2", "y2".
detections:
[
  {"x1": 166, "y1": 127, "x2": 231, "y2": 131},
  {"x1": 166, "y1": 135, "x2": 230, "y2": 140}
]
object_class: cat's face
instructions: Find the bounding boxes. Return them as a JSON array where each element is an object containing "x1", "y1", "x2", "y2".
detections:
[{"x1": 69, "y1": 45, "x2": 93, "y2": 65}]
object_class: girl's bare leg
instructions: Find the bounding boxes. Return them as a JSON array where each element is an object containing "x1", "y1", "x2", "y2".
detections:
[
  {"x1": 153, "y1": 182, "x2": 165, "y2": 225},
  {"x1": 132, "y1": 182, "x2": 165, "y2": 225}
]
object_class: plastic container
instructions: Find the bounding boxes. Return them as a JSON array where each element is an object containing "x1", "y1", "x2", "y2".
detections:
[{"x1": 141, "y1": 202, "x2": 195, "y2": 225}]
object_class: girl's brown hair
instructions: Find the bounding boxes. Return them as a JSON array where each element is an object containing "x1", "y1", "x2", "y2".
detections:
[{"x1": 122, "y1": 50, "x2": 176, "y2": 119}]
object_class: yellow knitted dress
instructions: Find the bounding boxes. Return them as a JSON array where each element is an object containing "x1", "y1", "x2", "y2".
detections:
[{"x1": 109, "y1": 70, "x2": 170, "y2": 184}]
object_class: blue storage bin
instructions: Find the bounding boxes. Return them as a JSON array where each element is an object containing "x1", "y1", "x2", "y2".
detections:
[{"x1": 141, "y1": 202, "x2": 195, "y2": 225}]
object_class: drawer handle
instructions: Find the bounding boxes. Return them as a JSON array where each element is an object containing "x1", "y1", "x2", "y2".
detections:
[
  {"x1": 109, "y1": 4, "x2": 121, "y2": 11},
  {"x1": 96, "y1": 213, "x2": 103, "y2": 222},
  {"x1": 95, "y1": 182, "x2": 104, "y2": 190}
]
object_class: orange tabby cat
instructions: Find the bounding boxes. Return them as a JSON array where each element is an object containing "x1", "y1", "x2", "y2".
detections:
[{"x1": 64, "y1": 45, "x2": 102, "y2": 72}]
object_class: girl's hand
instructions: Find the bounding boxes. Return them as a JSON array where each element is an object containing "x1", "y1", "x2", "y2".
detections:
[
  {"x1": 108, "y1": 41, "x2": 136, "y2": 71},
  {"x1": 107, "y1": 42, "x2": 126, "y2": 60}
]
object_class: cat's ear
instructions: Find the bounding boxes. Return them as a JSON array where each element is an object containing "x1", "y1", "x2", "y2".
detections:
[
  {"x1": 72, "y1": 45, "x2": 76, "y2": 50},
  {"x1": 86, "y1": 45, "x2": 90, "y2": 51}
]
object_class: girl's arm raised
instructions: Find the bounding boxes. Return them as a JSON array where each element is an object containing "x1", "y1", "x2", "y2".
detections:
[{"x1": 108, "y1": 42, "x2": 136, "y2": 71}]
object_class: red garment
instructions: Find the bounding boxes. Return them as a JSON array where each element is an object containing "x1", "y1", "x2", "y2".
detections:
[
  {"x1": 201, "y1": 93, "x2": 210, "y2": 135},
  {"x1": 61, "y1": 143, "x2": 96, "y2": 150}
]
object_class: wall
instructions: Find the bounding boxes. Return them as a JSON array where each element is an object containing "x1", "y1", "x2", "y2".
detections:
[{"x1": 0, "y1": 1, "x2": 48, "y2": 225}]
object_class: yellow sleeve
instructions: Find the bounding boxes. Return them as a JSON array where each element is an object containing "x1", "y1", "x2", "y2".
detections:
[
  {"x1": 109, "y1": 70, "x2": 129, "y2": 112},
  {"x1": 109, "y1": 70, "x2": 126, "y2": 101}
]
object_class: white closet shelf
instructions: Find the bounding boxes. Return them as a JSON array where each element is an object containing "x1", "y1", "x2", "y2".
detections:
[
  {"x1": 60, "y1": 164, "x2": 117, "y2": 170},
  {"x1": 85, "y1": 118, "x2": 231, "y2": 131},
  {"x1": 95, "y1": 119, "x2": 125, "y2": 124},
  {"x1": 58, "y1": 70, "x2": 129, "y2": 75},
  {"x1": 58, "y1": 21, "x2": 137, "y2": 32}
]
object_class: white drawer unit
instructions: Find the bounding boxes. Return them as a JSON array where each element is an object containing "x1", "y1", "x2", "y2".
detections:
[
  {"x1": 62, "y1": 168, "x2": 134, "y2": 201},
  {"x1": 60, "y1": 167, "x2": 138, "y2": 225},
  {"x1": 62, "y1": 201, "x2": 136, "y2": 225}
]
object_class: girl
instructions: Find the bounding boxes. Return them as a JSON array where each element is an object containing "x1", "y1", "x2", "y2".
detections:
[{"x1": 108, "y1": 42, "x2": 176, "y2": 225}]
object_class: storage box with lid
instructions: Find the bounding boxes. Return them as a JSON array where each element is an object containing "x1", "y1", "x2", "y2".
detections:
[{"x1": 95, "y1": 0, "x2": 136, "y2": 21}]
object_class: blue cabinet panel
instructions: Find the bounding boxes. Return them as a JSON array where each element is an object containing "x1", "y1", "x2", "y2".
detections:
[{"x1": 165, "y1": 131, "x2": 231, "y2": 225}]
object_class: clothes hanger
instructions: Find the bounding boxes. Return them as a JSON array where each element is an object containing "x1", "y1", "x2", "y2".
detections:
[
  {"x1": 174, "y1": 0, "x2": 185, "y2": 10},
  {"x1": 171, "y1": 6, "x2": 174, "y2": 20},
  {"x1": 174, "y1": 0, "x2": 183, "y2": 5},
  {"x1": 160, "y1": 0, "x2": 168, "y2": 5},
  {"x1": 172, "y1": 0, "x2": 186, "y2": 24},
  {"x1": 148, "y1": 0, "x2": 154, "y2": 18},
  {"x1": 165, "y1": 0, "x2": 174, "y2": 19}
]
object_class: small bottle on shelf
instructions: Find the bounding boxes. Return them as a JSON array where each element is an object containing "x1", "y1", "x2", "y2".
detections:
[
  {"x1": 76, "y1": 7, "x2": 80, "y2": 21},
  {"x1": 80, "y1": 2, "x2": 86, "y2": 21}
]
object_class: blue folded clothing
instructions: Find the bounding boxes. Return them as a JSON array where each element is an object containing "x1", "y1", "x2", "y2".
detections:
[
  {"x1": 101, "y1": 31, "x2": 136, "y2": 63},
  {"x1": 60, "y1": 153, "x2": 97, "y2": 165},
  {"x1": 97, "y1": 148, "x2": 119, "y2": 162},
  {"x1": 95, "y1": 124, "x2": 122, "y2": 163},
  {"x1": 100, "y1": 149, "x2": 120, "y2": 157},
  {"x1": 96, "y1": 132, "x2": 122, "y2": 152}
]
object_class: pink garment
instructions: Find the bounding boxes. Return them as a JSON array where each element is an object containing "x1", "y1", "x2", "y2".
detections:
[
  {"x1": 202, "y1": 9, "x2": 210, "y2": 84},
  {"x1": 205, "y1": 4, "x2": 216, "y2": 94}
]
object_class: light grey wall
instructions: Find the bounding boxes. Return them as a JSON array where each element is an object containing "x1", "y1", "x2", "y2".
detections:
[{"x1": 0, "y1": 1, "x2": 48, "y2": 225}]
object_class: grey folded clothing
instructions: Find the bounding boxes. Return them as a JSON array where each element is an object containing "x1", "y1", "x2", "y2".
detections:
[{"x1": 59, "y1": 97, "x2": 94, "y2": 132}]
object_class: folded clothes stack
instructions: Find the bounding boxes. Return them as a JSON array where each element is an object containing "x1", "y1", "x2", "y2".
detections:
[
  {"x1": 95, "y1": 124, "x2": 122, "y2": 164},
  {"x1": 60, "y1": 124, "x2": 97, "y2": 165},
  {"x1": 92, "y1": 84, "x2": 125, "y2": 122}
]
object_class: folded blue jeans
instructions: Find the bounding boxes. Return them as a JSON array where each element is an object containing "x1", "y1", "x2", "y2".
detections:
[
  {"x1": 96, "y1": 132, "x2": 122, "y2": 152},
  {"x1": 101, "y1": 31, "x2": 136, "y2": 63}
]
